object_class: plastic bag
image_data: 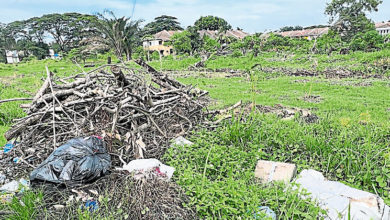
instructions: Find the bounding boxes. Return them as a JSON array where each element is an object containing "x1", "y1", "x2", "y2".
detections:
[
  {"x1": 30, "y1": 136, "x2": 111, "y2": 184},
  {"x1": 116, "y1": 159, "x2": 175, "y2": 180}
]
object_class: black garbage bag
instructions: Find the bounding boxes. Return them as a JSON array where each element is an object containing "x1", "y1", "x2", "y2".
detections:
[{"x1": 30, "y1": 136, "x2": 111, "y2": 184}]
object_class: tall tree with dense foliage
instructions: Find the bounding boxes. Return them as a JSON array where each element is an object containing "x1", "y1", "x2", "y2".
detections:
[
  {"x1": 194, "y1": 16, "x2": 232, "y2": 31},
  {"x1": 143, "y1": 15, "x2": 183, "y2": 35},
  {"x1": 186, "y1": 26, "x2": 202, "y2": 53},
  {"x1": 93, "y1": 11, "x2": 143, "y2": 61},
  {"x1": 325, "y1": 0, "x2": 382, "y2": 40},
  {"x1": 36, "y1": 13, "x2": 97, "y2": 52},
  {"x1": 170, "y1": 31, "x2": 192, "y2": 55}
]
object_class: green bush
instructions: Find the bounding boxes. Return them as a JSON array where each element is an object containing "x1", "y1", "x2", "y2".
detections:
[
  {"x1": 231, "y1": 49, "x2": 243, "y2": 58},
  {"x1": 350, "y1": 30, "x2": 384, "y2": 51},
  {"x1": 150, "y1": 51, "x2": 160, "y2": 60}
]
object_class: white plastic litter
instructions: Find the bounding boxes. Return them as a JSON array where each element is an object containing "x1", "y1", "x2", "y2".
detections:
[
  {"x1": 0, "y1": 180, "x2": 19, "y2": 192},
  {"x1": 0, "y1": 178, "x2": 29, "y2": 193},
  {"x1": 171, "y1": 136, "x2": 193, "y2": 147},
  {"x1": 117, "y1": 159, "x2": 175, "y2": 180},
  {"x1": 295, "y1": 169, "x2": 390, "y2": 220}
]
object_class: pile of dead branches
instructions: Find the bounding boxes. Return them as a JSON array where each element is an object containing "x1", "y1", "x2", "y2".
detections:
[{"x1": 0, "y1": 60, "x2": 208, "y2": 178}]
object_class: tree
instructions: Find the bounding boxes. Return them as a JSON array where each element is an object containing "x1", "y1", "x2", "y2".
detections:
[
  {"x1": 316, "y1": 30, "x2": 344, "y2": 54},
  {"x1": 185, "y1": 26, "x2": 202, "y2": 54},
  {"x1": 201, "y1": 35, "x2": 220, "y2": 53},
  {"x1": 325, "y1": 0, "x2": 383, "y2": 40},
  {"x1": 0, "y1": 19, "x2": 49, "y2": 60},
  {"x1": 194, "y1": 16, "x2": 232, "y2": 31},
  {"x1": 350, "y1": 30, "x2": 384, "y2": 51},
  {"x1": 280, "y1": 26, "x2": 303, "y2": 32},
  {"x1": 170, "y1": 31, "x2": 192, "y2": 55},
  {"x1": 36, "y1": 13, "x2": 97, "y2": 52},
  {"x1": 93, "y1": 11, "x2": 143, "y2": 61},
  {"x1": 0, "y1": 23, "x2": 7, "y2": 62},
  {"x1": 143, "y1": 15, "x2": 183, "y2": 35}
]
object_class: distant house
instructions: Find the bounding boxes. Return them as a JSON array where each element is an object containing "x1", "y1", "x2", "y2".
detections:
[
  {"x1": 198, "y1": 30, "x2": 249, "y2": 40},
  {"x1": 375, "y1": 21, "x2": 390, "y2": 36},
  {"x1": 143, "y1": 29, "x2": 250, "y2": 56},
  {"x1": 279, "y1": 27, "x2": 329, "y2": 40},
  {"x1": 142, "y1": 30, "x2": 180, "y2": 56},
  {"x1": 5, "y1": 50, "x2": 20, "y2": 64}
]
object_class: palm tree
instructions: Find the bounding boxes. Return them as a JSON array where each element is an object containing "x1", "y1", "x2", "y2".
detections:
[{"x1": 93, "y1": 11, "x2": 143, "y2": 61}]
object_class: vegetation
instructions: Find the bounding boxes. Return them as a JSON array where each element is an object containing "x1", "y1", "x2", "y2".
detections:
[
  {"x1": 143, "y1": 15, "x2": 183, "y2": 35},
  {"x1": 1, "y1": 51, "x2": 390, "y2": 218},
  {"x1": 325, "y1": 0, "x2": 383, "y2": 40},
  {"x1": 280, "y1": 26, "x2": 303, "y2": 32},
  {"x1": 170, "y1": 31, "x2": 193, "y2": 55},
  {"x1": 93, "y1": 11, "x2": 143, "y2": 61},
  {"x1": 193, "y1": 15, "x2": 232, "y2": 31},
  {"x1": 1, "y1": 2, "x2": 390, "y2": 218}
]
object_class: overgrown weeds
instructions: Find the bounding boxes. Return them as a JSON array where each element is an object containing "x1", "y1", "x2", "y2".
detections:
[{"x1": 164, "y1": 113, "x2": 389, "y2": 218}]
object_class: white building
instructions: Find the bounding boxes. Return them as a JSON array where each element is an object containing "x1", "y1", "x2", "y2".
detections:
[
  {"x1": 5, "y1": 50, "x2": 20, "y2": 64},
  {"x1": 376, "y1": 22, "x2": 390, "y2": 36}
]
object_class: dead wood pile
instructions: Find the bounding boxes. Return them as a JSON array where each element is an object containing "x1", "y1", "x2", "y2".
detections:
[{"x1": 0, "y1": 61, "x2": 208, "y2": 178}]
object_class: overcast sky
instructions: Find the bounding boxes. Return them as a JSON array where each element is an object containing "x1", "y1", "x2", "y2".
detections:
[{"x1": 0, "y1": 0, "x2": 389, "y2": 33}]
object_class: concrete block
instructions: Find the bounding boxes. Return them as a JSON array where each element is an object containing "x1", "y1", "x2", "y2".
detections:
[{"x1": 254, "y1": 160, "x2": 297, "y2": 183}]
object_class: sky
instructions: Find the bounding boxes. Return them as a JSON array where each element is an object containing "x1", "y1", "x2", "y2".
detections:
[{"x1": 0, "y1": 0, "x2": 389, "y2": 33}]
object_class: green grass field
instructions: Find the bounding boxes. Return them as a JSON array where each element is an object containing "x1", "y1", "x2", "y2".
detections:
[{"x1": 0, "y1": 51, "x2": 389, "y2": 219}]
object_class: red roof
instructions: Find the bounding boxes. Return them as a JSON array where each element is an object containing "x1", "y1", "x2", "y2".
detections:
[
  {"x1": 280, "y1": 27, "x2": 329, "y2": 38},
  {"x1": 154, "y1": 30, "x2": 182, "y2": 41},
  {"x1": 375, "y1": 22, "x2": 390, "y2": 29},
  {"x1": 153, "y1": 29, "x2": 250, "y2": 41}
]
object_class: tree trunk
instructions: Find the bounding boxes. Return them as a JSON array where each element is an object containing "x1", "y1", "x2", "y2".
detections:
[{"x1": 126, "y1": 48, "x2": 131, "y2": 61}]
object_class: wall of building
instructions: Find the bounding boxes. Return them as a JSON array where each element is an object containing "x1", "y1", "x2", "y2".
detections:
[
  {"x1": 143, "y1": 40, "x2": 174, "y2": 56},
  {"x1": 377, "y1": 28, "x2": 390, "y2": 36}
]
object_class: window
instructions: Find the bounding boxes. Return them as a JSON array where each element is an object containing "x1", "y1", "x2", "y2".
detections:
[{"x1": 159, "y1": 40, "x2": 162, "y2": 45}]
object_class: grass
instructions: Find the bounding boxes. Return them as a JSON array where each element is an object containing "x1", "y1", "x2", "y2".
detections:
[
  {"x1": 0, "y1": 51, "x2": 389, "y2": 218},
  {"x1": 162, "y1": 72, "x2": 390, "y2": 218},
  {"x1": 147, "y1": 49, "x2": 390, "y2": 77}
]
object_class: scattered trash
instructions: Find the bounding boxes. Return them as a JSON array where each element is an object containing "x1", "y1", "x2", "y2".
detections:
[
  {"x1": 254, "y1": 206, "x2": 277, "y2": 220},
  {"x1": 1, "y1": 63, "x2": 206, "y2": 180},
  {"x1": 117, "y1": 159, "x2": 175, "y2": 180},
  {"x1": 30, "y1": 136, "x2": 111, "y2": 185},
  {"x1": 171, "y1": 136, "x2": 194, "y2": 147},
  {"x1": 13, "y1": 157, "x2": 20, "y2": 163},
  {"x1": 3, "y1": 140, "x2": 17, "y2": 154},
  {"x1": 71, "y1": 189, "x2": 92, "y2": 202},
  {"x1": 254, "y1": 160, "x2": 297, "y2": 184},
  {"x1": 0, "y1": 178, "x2": 29, "y2": 193},
  {"x1": 295, "y1": 169, "x2": 390, "y2": 220},
  {"x1": 84, "y1": 200, "x2": 99, "y2": 212}
]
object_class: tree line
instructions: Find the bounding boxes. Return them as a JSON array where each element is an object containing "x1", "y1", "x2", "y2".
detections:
[
  {"x1": 0, "y1": 0, "x2": 389, "y2": 63},
  {"x1": 0, "y1": 12, "x2": 233, "y2": 63}
]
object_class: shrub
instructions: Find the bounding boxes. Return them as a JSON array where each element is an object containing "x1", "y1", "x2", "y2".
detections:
[
  {"x1": 350, "y1": 30, "x2": 384, "y2": 51},
  {"x1": 231, "y1": 49, "x2": 243, "y2": 58}
]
